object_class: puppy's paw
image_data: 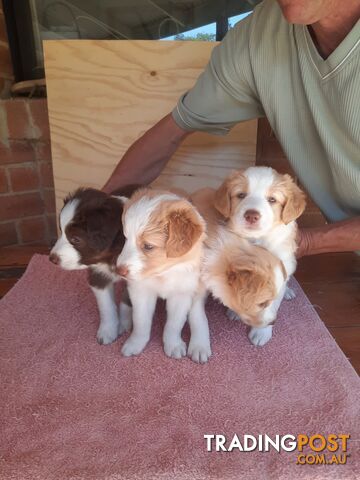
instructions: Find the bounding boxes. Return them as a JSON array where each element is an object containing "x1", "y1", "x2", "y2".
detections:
[
  {"x1": 164, "y1": 339, "x2": 187, "y2": 359},
  {"x1": 118, "y1": 303, "x2": 132, "y2": 335},
  {"x1": 284, "y1": 286, "x2": 296, "y2": 300},
  {"x1": 187, "y1": 340, "x2": 211, "y2": 364},
  {"x1": 248, "y1": 326, "x2": 272, "y2": 347},
  {"x1": 227, "y1": 308, "x2": 241, "y2": 322},
  {"x1": 97, "y1": 323, "x2": 119, "y2": 345},
  {"x1": 121, "y1": 335, "x2": 148, "y2": 357}
]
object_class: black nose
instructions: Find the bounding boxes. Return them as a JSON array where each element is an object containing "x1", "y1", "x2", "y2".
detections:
[
  {"x1": 49, "y1": 253, "x2": 60, "y2": 265},
  {"x1": 244, "y1": 209, "x2": 261, "y2": 225}
]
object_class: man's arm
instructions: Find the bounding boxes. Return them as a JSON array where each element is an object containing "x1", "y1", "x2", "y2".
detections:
[
  {"x1": 103, "y1": 113, "x2": 192, "y2": 193},
  {"x1": 297, "y1": 217, "x2": 360, "y2": 257}
]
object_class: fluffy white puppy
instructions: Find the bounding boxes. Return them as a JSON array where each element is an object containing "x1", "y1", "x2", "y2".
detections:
[{"x1": 116, "y1": 188, "x2": 211, "y2": 363}]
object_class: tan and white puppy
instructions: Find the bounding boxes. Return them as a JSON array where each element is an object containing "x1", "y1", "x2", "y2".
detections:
[
  {"x1": 192, "y1": 188, "x2": 287, "y2": 346},
  {"x1": 213, "y1": 166, "x2": 306, "y2": 279},
  {"x1": 116, "y1": 188, "x2": 211, "y2": 363},
  {"x1": 203, "y1": 230, "x2": 287, "y2": 343},
  {"x1": 193, "y1": 166, "x2": 306, "y2": 346}
]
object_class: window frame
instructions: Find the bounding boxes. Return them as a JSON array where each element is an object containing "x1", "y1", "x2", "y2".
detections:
[{"x1": 3, "y1": 0, "x2": 256, "y2": 83}]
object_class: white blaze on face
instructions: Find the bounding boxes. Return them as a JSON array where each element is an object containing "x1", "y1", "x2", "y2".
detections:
[
  {"x1": 50, "y1": 198, "x2": 86, "y2": 270},
  {"x1": 117, "y1": 193, "x2": 179, "y2": 279},
  {"x1": 231, "y1": 167, "x2": 276, "y2": 238}
]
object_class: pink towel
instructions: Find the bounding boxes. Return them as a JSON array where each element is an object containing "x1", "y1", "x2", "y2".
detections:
[{"x1": 0, "y1": 255, "x2": 359, "y2": 479}]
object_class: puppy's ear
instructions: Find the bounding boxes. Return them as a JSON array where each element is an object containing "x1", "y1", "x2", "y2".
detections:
[
  {"x1": 227, "y1": 266, "x2": 253, "y2": 288},
  {"x1": 226, "y1": 263, "x2": 270, "y2": 295},
  {"x1": 214, "y1": 179, "x2": 232, "y2": 218},
  {"x1": 214, "y1": 170, "x2": 247, "y2": 219},
  {"x1": 281, "y1": 175, "x2": 306, "y2": 224},
  {"x1": 165, "y1": 203, "x2": 204, "y2": 258}
]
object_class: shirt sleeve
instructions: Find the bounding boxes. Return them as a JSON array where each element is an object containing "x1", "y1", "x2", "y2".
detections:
[{"x1": 172, "y1": 14, "x2": 265, "y2": 135}]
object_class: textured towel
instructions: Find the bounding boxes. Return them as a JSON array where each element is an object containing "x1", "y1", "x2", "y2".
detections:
[{"x1": 0, "y1": 255, "x2": 359, "y2": 480}]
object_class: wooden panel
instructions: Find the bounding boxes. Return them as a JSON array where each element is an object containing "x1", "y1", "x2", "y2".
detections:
[
  {"x1": 295, "y1": 253, "x2": 360, "y2": 328},
  {"x1": 43, "y1": 40, "x2": 257, "y2": 214}
]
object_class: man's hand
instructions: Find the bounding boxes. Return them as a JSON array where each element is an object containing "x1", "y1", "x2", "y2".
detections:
[{"x1": 296, "y1": 217, "x2": 360, "y2": 258}]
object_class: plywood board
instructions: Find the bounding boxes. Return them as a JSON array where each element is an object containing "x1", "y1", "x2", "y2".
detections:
[{"x1": 43, "y1": 40, "x2": 257, "y2": 214}]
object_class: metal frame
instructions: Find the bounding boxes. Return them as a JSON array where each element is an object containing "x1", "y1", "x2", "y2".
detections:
[{"x1": 3, "y1": 0, "x2": 40, "y2": 81}]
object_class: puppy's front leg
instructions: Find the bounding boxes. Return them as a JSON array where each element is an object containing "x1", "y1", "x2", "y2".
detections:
[
  {"x1": 90, "y1": 283, "x2": 120, "y2": 345},
  {"x1": 284, "y1": 285, "x2": 296, "y2": 300},
  {"x1": 248, "y1": 284, "x2": 286, "y2": 347},
  {"x1": 248, "y1": 325, "x2": 273, "y2": 347},
  {"x1": 188, "y1": 291, "x2": 211, "y2": 363},
  {"x1": 163, "y1": 294, "x2": 192, "y2": 359},
  {"x1": 121, "y1": 284, "x2": 157, "y2": 357}
]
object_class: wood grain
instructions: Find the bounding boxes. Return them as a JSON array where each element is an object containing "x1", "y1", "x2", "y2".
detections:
[{"x1": 43, "y1": 40, "x2": 257, "y2": 214}]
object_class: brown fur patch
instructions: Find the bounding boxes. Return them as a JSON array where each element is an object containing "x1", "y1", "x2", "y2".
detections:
[
  {"x1": 271, "y1": 173, "x2": 306, "y2": 224},
  {"x1": 165, "y1": 205, "x2": 204, "y2": 257},
  {"x1": 88, "y1": 267, "x2": 112, "y2": 289},
  {"x1": 206, "y1": 236, "x2": 282, "y2": 327},
  {"x1": 64, "y1": 188, "x2": 127, "y2": 269}
]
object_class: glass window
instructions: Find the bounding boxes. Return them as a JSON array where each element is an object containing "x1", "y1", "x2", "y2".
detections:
[{"x1": 5, "y1": 0, "x2": 261, "y2": 81}]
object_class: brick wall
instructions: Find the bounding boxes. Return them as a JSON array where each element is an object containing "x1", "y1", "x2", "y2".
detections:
[
  {"x1": 0, "y1": 3, "x2": 56, "y2": 247},
  {"x1": 0, "y1": 98, "x2": 57, "y2": 246}
]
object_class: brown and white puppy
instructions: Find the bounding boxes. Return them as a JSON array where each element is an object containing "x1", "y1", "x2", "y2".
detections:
[
  {"x1": 191, "y1": 188, "x2": 287, "y2": 346},
  {"x1": 49, "y1": 187, "x2": 133, "y2": 345},
  {"x1": 200, "y1": 166, "x2": 306, "y2": 345},
  {"x1": 116, "y1": 188, "x2": 211, "y2": 363}
]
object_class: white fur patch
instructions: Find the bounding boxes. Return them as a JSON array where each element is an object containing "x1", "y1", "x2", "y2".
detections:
[
  {"x1": 248, "y1": 325, "x2": 273, "y2": 346},
  {"x1": 51, "y1": 199, "x2": 86, "y2": 270},
  {"x1": 230, "y1": 167, "x2": 276, "y2": 238}
]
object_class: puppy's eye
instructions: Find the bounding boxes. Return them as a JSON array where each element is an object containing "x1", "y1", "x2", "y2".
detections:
[
  {"x1": 143, "y1": 243, "x2": 154, "y2": 251},
  {"x1": 237, "y1": 193, "x2": 247, "y2": 199},
  {"x1": 258, "y1": 301, "x2": 270, "y2": 309},
  {"x1": 268, "y1": 196, "x2": 277, "y2": 204},
  {"x1": 70, "y1": 236, "x2": 81, "y2": 245}
]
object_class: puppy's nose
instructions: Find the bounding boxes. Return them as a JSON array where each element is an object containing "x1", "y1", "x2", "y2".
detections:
[
  {"x1": 244, "y1": 209, "x2": 261, "y2": 225},
  {"x1": 49, "y1": 253, "x2": 60, "y2": 265},
  {"x1": 116, "y1": 264, "x2": 129, "y2": 277}
]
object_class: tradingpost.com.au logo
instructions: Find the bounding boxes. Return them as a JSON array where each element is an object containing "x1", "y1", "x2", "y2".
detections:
[{"x1": 204, "y1": 434, "x2": 350, "y2": 465}]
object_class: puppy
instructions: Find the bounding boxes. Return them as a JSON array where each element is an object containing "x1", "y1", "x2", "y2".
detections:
[
  {"x1": 203, "y1": 229, "x2": 287, "y2": 345},
  {"x1": 192, "y1": 166, "x2": 306, "y2": 345},
  {"x1": 191, "y1": 189, "x2": 287, "y2": 346},
  {"x1": 213, "y1": 166, "x2": 306, "y2": 276},
  {"x1": 49, "y1": 187, "x2": 133, "y2": 345},
  {"x1": 116, "y1": 188, "x2": 211, "y2": 363}
]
